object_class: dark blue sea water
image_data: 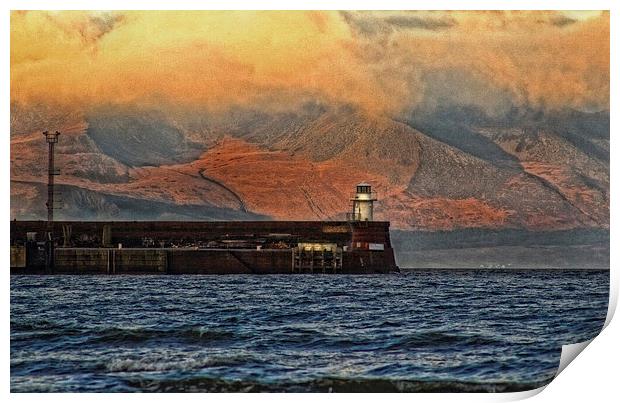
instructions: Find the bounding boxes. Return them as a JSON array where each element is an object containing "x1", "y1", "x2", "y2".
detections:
[{"x1": 11, "y1": 270, "x2": 608, "y2": 392}]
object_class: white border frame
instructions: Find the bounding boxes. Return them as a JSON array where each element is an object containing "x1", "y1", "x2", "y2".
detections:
[{"x1": 3, "y1": 2, "x2": 616, "y2": 402}]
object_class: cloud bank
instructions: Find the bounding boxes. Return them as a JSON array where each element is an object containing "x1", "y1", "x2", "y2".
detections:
[{"x1": 11, "y1": 10, "x2": 609, "y2": 116}]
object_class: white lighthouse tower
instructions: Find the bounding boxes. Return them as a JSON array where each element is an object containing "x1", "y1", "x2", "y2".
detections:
[{"x1": 349, "y1": 182, "x2": 377, "y2": 221}]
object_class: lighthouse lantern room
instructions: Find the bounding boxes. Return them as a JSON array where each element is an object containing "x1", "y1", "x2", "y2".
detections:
[{"x1": 349, "y1": 182, "x2": 378, "y2": 221}]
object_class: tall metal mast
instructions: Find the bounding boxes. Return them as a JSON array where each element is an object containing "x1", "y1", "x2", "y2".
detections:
[
  {"x1": 43, "y1": 131, "x2": 61, "y2": 222},
  {"x1": 43, "y1": 131, "x2": 60, "y2": 272}
]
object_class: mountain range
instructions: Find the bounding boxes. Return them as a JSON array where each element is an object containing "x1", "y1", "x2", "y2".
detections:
[{"x1": 10, "y1": 102, "x2": 609, "y2": 232}]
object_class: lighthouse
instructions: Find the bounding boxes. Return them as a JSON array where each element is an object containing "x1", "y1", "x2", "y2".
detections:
[{"x1": 349, "y1": 183, "x2": 377, "y2": 221}]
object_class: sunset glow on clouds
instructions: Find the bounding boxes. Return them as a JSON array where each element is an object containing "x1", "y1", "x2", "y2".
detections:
[{"x1": 11, "y1": 10, "x2": 609, "y2": 115}]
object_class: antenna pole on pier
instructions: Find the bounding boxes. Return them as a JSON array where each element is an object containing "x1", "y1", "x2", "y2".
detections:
[{"x1": 43, "y1": 131, "x2": 61, "y2": 272}]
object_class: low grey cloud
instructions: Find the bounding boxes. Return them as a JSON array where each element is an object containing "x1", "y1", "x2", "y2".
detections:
[
  {"x1": 547, "y1": 15, "x2": 578, "y2": 27},
  {"x1": 90, "y1": 13, "x2": 125, "y2": 37},
  {"x1": 384, "y1": 15, "x2": 456, "y2": 31},
  {"x1": 80, "y1": 13, "x2": 125, "y2": 44},
  {"x1": 340, "y1": 11, "x2": 456, "y2": 37}
]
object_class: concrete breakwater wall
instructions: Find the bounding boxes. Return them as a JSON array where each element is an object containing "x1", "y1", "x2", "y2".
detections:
[
  {"x1": 11, "y1": 248, "x2": 396, "y2": 275},
  {"x1": 10, "y1": 220, "x2": 399, "y2": 274}
]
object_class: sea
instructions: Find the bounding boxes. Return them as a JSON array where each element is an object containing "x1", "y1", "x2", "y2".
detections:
[{"x1": 10, "y1": 269, "x2": 609, "y2": 393}]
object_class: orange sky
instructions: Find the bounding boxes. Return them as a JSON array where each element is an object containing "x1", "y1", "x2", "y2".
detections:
[{"x1": 10, "y1": 10, "x2": 609, "y2": 115}]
